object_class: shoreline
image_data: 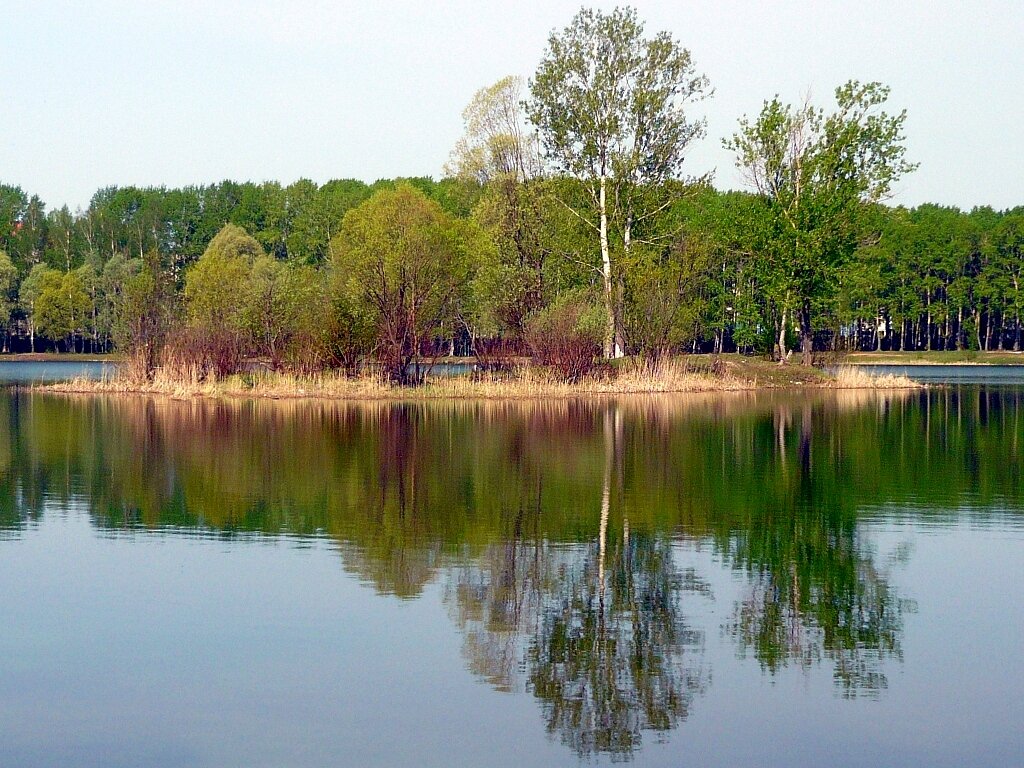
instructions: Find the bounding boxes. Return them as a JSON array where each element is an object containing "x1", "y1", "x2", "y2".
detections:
[
  {"x1": 35, "y1": 359, "x2": 922, "y2": 401},
  {"x1": 843, "y1": 352, "x2": 1024, "y2": 366}
]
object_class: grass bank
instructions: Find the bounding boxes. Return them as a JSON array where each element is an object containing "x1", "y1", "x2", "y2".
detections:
[
  {"x1": 39, "y1": 356, "x2": 920, "y2": 400},
  {"x1": 843, "y1": 350, "x2": 1024, "y2": 365}
]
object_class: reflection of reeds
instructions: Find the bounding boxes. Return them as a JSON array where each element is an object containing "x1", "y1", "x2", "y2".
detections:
[
  {"x1": 41, "y1": 357, "x2": 921, "y2": 400},
  {"x1": 39, "y1": 382, "x2": 918, "y2": 429}
]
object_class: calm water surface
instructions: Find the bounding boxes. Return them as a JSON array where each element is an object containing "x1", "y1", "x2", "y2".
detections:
[
  {"x1": 1, "y1": 385, "x2": 1023, "y2": 767},
  {"x1": 0, "y1": 359, "x2": 114, "y2": 383},
  {"x1": 853, "y1": 362, "x2": 1024, "y2": 384}
]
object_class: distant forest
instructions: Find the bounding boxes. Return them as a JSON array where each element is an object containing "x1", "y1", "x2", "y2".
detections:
[{"x1": 1, "y1": 6, "x2": 1021, "y2": 381}]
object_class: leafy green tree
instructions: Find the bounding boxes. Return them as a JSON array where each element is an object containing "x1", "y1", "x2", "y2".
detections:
[
  {"x1": 19, "y1": 263, "x2": 56, "y2": 352},
  {"x1": 528, "y1": 6, "x2": 709, "y2": 358},
  {"x1": 184, "y1": 223, "x2": 261, "y2": 330},
  {"x1": 0, "y1": 250, "x2": 18, "y2": 347},
  {"x1": 34, "y1": 269, "x2": 91, "y2": 350},
  {"x1": 114, "y1": 255, "x2": 174, "y2": 378},
  {"x1": 99, "y1": 253, "x2": 141, "y2": 350},
  {"x1": 243, "y1": 257, "x2": 330, "y2": 367},
  {"x1": 330, "y1": 184, "x2": 477, "y2": 383},
  {"x1": 726, "y1": 82, "x2": 916, "y2": 363}
]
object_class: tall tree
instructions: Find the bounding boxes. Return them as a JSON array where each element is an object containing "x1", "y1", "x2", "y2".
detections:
[
  {"x1": 725, "y1": 82, "x2": 916, "y2": 363},
  {"x1": 528, "y1": 6, "x2": 709, "y2": 357},
  {"x1": 0, "y1": 250, "x2": 18, "y2": 349},
  {"x1": 449, "y1": 76, "x2": 549, "y2": 344}
]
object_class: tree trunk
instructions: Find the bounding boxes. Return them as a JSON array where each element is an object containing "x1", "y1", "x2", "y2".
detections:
[
  {"x1": 799, "y1": 299, "x2": 813, "y2": 366},
  {"x1": 598, "y1": 176, "x2": 621, "y2": 359},
  {"x1": 777, "y1": 306, "x2": 787, "y2": 363},
  {"x1": 926, "y1": 291, "x2": 932, "y2": 351}
]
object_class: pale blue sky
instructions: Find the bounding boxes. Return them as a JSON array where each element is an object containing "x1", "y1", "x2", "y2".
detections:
[{"x1": 2, "y1": 0, "x2": 1021, "y2": 211}]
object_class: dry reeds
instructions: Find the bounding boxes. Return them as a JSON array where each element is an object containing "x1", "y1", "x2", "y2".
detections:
[{"x1": 830, "y1": 365, "x2": 921, "y2": 389}]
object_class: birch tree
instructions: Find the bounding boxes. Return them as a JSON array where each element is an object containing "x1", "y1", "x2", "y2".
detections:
[{"x1": 528, "y1": 6, "x2": 709, "y2": 357}]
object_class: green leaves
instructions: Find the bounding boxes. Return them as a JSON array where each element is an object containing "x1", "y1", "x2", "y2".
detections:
[
  {"x1": 528, "y1": 6, "x2": 708, "y2": 185},
  {"x1": 33, "y1": 269, "x2": 91, "y2": 345},
  {"x1": 330, "y1": 184, "x2": 480, "y2": 382},
  {"x1": 184, "y1": 224, "x2": 261, "y2": 330},
  {"x1": 726, "y1": 81, "x2": 916, "y2": 359}
]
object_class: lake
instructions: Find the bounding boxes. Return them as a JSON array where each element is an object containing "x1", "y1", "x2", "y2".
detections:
[
  {"x1": 0, "y1": 359, "x2": 115, "y2": 383},
  {"x1": 1, "y1": 384, "x2": 1022, "y2": 767},
  {"x1": 849, "y1": 363, "x2": 1024, "y2": 385}
]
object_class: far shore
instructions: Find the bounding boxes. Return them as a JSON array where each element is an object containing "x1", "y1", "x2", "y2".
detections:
[
  {"x1": 9, "y1": 349, "x2": 1024, "y2": 367},
  {"x1": 843, "y1": 350, "x2": 1024, "y2": 366},
  {"x1": 0, "y1": 352, "x2": 120, "y2": 363},
  {"x1": 35, "y1": 356, "x2": 921, "y2": 401}
]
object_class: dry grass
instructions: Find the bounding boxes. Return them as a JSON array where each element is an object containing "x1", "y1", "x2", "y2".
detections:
[
  {"x1": 43, "y1": 359, "x2": 745, "y2": 400},
  {"x1": 830, "y1": 365, "x2": 921, "y2": 389},
  {"x1": 40, "y1": 357, "x2": 923, "y2": 401}
]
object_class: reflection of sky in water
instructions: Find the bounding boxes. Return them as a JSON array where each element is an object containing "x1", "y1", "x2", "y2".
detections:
[
  {"x1": 0, "y1": 388, "x2": 1023, "y2": 766},
  {"x1": 2, "y1": 513, "x2": 1022, "y2": 767}
]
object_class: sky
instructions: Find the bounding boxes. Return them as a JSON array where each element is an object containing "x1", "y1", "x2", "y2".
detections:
[{"x1": 1, "y1": 0, "x2": 1022, "y2": 212}]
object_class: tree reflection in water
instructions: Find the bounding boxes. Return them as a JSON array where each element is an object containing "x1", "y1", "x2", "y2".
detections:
[
  {"x1": 446, "y1": 529, "x2": 711, "y2": 757},
  {"x1": 0, "y1": 389, "x2": 958, "y2": 756},
  {"x1": 445, "y1": 406, "x2": 710, "y2": 757},
  {"x1": 722, "y1": 400, "x2": 913, "y2": 698}
]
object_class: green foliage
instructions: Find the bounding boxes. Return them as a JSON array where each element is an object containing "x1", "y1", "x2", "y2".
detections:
[
  {"x1": 527, "y1": 6, "x2": 708, "y2": 186},
  {"x1": 33, "y1": 269, "x2": 91, "y2": 346},
  {"x1": 331, "y1": 184, "x2": 478, "y2": 382},
  {"x1": 0, "y1": 250, "x2": 18, "y2": 331},
  {"x1": 114, "y1": 256, "x2": 174, "y2": 377},
  {"x1": 185, "y1": 224, "x2": 261, "y2": 330},
  {"x1": 725, "y1": 81, "x2": 917, "y2": 361}
]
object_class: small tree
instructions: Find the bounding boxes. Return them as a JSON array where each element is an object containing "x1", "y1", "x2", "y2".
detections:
[
  {"x1": 183, "y1": 223, "x2": 261, "y2": 375},
  {"x1": 331, "y1": 184, "x2": 476, "y2": 384},
  {"x1": 0, "y1": 250, "x2": 18, "y2": 349},
  {"x1": 114, "y1": 255, "x2": 174, "y2": 379},
  {"x1": 525, "y1": 293, "x2": 605, "y2": 381}
]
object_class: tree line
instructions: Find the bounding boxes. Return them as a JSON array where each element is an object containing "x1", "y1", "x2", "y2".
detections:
[{"x1": 1, "y1": 6, "x2": 1020, "y2": 379}]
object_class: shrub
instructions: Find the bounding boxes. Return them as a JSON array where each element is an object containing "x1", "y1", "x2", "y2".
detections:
[
  {"x1": 162, "y1": 327, "x2": 246, "y2": 380},
  {"x1": 525, "y1": 296, "x2": 604, "y2": 381}
]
